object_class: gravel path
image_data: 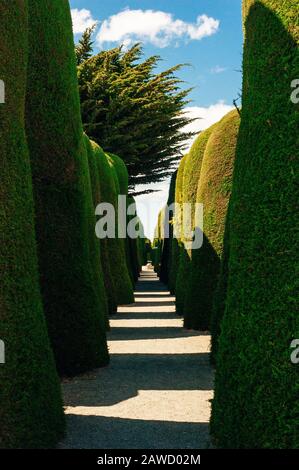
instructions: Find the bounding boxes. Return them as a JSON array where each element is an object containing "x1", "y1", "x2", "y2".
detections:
[{"x1": 60, "y1": 268, "x2": 214, "y2": 449}]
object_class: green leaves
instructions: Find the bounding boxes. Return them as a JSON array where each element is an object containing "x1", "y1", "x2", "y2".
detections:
[
  {"x1": 76, "y1": 41, "x2": 197, "y2": 191},
  {"x1": 75, "y1": 24, "x2": 97, "y2": 65}
]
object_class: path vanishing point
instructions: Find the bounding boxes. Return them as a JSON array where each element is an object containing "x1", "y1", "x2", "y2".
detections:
[{"x1": 60, "y1": 267, "x2": 214, "y2": 449}]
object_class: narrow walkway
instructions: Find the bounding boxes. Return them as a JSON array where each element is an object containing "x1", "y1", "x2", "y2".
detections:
[{"x1": 60, "y1": 268, "x2": 214, "y2": 449}]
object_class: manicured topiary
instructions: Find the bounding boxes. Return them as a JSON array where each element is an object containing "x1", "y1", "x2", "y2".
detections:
[
  {"x1": 211, "y1": 0, "x2": 299, "y2": 448},
  {"x1": 106, "y1": 154, "x2": 137, "y2": 285},
  {"x1": 107, "y1": 153, "x2": 129, "y2": 195},
  {"x1": 105, "y1": 154, "x2": 135, "y2": 304},
  {"x1": 93, "y1": 145, "x2": 120, "y2": 313},
  {"x1": 137, "y1": 224, "x2": 148, "y2": 268},
  {"x1": 85, "y1": 137, "x2": 111, "y2": 326},
  {"x1": 210, "y1": 207, "x2": 230, "y2": 364},
  {"x1": 175, "y1": 151, "x2": 200, "y2": 315},
  {"x1": 153, "y1": 208, "x2": 166, "y2": 275},
  {"x1": 126, "y1": 197, "x2": 142, "y2": 282},
  {"x1": 90, "y1": 141, "x2": 117, "y2": 316},
  {"x1": 176, "y1": 126, "x2": 218, "y2": 319},
  {"x1": 25, "y1": 0, "x2": 109, "y2": 376},
  {"x1": 0, "y1": 1, "x2": 65, "y2": 448},
  {"x1": 184, "y1": 111, "x2": 239, "y2": 330},
  {"x1": 169, "y1": 157, "x2": 187, "y2": 296},
  {"x1": 160, "y1": 171, "x2": 177, "y2": 285}
]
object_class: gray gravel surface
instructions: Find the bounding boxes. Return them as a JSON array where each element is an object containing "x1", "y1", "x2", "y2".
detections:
[{"x1": 59, "y1": 269, "x2": 214, "y2": 449}]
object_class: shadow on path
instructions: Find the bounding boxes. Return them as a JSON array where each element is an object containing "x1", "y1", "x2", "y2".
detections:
[{"x1": 60, "y1": 268, "x2": 214, "y2": 449}]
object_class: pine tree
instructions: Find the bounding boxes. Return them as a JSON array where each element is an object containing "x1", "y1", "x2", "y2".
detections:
[
  {"x1": 75, "y1": 24, "x2": 96, "y2": 65},
  {"x1": 77, "y1": 42, "x2": 197, "y2": 192}
]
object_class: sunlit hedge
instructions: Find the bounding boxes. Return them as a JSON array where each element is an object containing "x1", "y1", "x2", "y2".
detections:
[
  {"x1": 26, "y1": 0, "x2": 109, "y2": 375},
  {"x1": 211, "y1": 0, "x2": 299, "y2": 448},
  {"x1": 184, "y1": 111, "x2": 239, "y2": 330},
  {"x1": 0, "y1": 0, "x2": 64, "y2": 448}
]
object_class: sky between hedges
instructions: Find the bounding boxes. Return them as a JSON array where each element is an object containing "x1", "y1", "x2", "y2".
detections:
[{"x1": 70, "y1": 0, "x2": 243, "y2": 239}]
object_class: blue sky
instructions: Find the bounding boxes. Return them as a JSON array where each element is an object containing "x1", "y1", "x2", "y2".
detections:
[{"x1": 70, "y1": 0, "x2": 243, "y2": 238}]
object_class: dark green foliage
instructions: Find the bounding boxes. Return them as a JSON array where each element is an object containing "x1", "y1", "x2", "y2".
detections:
[
  {"x1": 85, "y1": 136, "x2": 111, "y2": 326},
  {"x1": 94, "y1": 145, "x2": 120, "y2": 313},
  {"x1": 168, "y1": 238, "x2": 180, "y2": 295},
  {"x1": 126, "y1": 197, "x2": 143, "y2": 283},
  {"x1": 77, "y1": 43, "x2": 196, "y2": 191},
  {"x1": 75, "y1": 24, "x2": 96, "y2": 65},
  {"x1": 142, "y1": 239, "x2": 153, "y2": 264},
  {"x1": 211, "y1": 0, "x2": 299, "y2": 448},
  {"x1": 160, "y1": 171, "x2": 177, "y2": 285},
  {"x1": 184, "y1": 111, "x2": 239, "y2": 330},
  {"x1": 210, "y1": 208, "x2": 230, "y2": 364},
  {"x1": 107, "y1": 153, "x2": 129, "y2": 196},
  {"x1": 105, "y1": 153, "x2": 135, "y2": 305},
  {"x1": 169, "y1": 155, "x2": 186, "y2": 300},
  {"x1": 153, "y1": 208, "x2": 166, "y2": 275},
  {"x1": 175, "y1": 248, "x2": 190, "y2": 315},
  {"x1": 0, "y1": 0, "x2": 64, "y2": 448},
  {"x1": 25, "y1": 0, "x2": 109, "y2": 376},
  {"x1": 174, "y1": 155, "x2": 188, "y2": 313},
  {"x1": 137, "y1": 231, "x2": 149, "y2": 267},
  {"x1": 177, "y1": 126, "x2": 217, "y2": 318},
  {"x1": 107, "y1": 153, "x2": 136, "y2": 295},
  {"x1": 90, "y1": 141, "x2": 117, "y2": 316}
]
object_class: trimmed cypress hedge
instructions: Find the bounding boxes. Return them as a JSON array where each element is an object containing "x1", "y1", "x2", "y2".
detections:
[
  {"x1": 107, "y1": 153, "x2": 129, "y2": 196},
  {"x1": 174, "y1": 155, "x2": 189, "y2": 312},
  {"x1": 94, "y1": 145, "x2": 121, "y2": 313},
  {"x1": 153, "y1": 208, "x2": 166, "y2": 275},
  {"x1": 106, "y1": 153, "x2": 135, "y2": 305},
  {"x1": 184, "y1": 111, "x2": 240, "y2": 330},
  {"x1": 25, "y1": 0, "x2": 109, "y2": 376},
  {"x1": 169, "y1": 156, "x2": 187, "y2": 298},
  {"x1": 177, "y1": 126, "x2": 217, "y2": 319},
  {"x1": 126, "y1": 197, "x2": 143, "y2": 283},
  {"x1": 137, "y1": 225, "x2": 148, "y2": 268},
  {"x1": 90, "y1": 141, "x2": 117, "y2": 316},
  {"x1": 0, "y1": 1, "x2": 64, "y2": 448},
  {"x1": 107, "y1": 156, "x2": 139, "y2": 286},
  {"x1": 85, "y1": 136, "x2": 111, "y2": 326},
  {"x1": 210, "y1": 206, "x2": 231, "y2": 364},
  {"x1": 211, "y1": 0, "x2": 299, "y2": 448},
  {"x1": 160, "y1": 171, "x2": 177, "y2": 285}
]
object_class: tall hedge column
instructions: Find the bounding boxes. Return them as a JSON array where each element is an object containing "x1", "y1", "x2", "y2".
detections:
[
  {"x1": 0, "y1": 0, "x2": 64, "y2": 448},
  {"x1": 184, "y1": 111, "x2": 239, "y2": 330},
  {"x1": 25, "y1": 0, "x2": 109, "y2": 376},
  {"x1": 211, "y1": 0, "x2": 299, "y2": 448}
]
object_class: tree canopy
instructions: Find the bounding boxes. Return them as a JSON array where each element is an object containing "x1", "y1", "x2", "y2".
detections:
[
  {"x1": 75, "y1": 24, "x2": 96, "y2": 65},
  {"x1": 76, "y1": 33, "x2": 197, "y2": 193}
]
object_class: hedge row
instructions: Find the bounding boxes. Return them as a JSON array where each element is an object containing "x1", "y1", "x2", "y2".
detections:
[
  {"x1": 184, "y1": 111, "x2": 240, "y2": 329},
  {"x1": 0, "y1": 0, "x2": 144, "y2": 448},
  {"x1": 157, "y1": 110, "x2": 239, "y2": 328},
  {"x1": 160, "y1": 171, "x2": 177, "y2": 285},
  {"x1": 156, "y1": 0, "x2": 298, "y2": 449},
  {"x1": 26, "y1": 0, "x2": 109, "y2": 377},
  {"x1": 210, "y1": 0, "x2": 299, "y2": 448},
  {"x1": 176, "y1": 124, "x2": 220, "y2": 318},
  {"x1": 0, "y1": 0, "x2": 65, "y2": 449}
]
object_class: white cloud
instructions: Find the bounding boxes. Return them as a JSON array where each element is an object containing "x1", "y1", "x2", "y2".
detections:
[
  {"x1": 210, "y1": 65, "x2": 227, "y2": 74},
  {"x1": 97, "y1": 9, "x2": 219, "y2": 48},
  {"x1": 182, "y1": 101, "x2": 234, "y2": 151},
  {"x1": 71, "y1": 8, "x2": 97, "y2": 34}
]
